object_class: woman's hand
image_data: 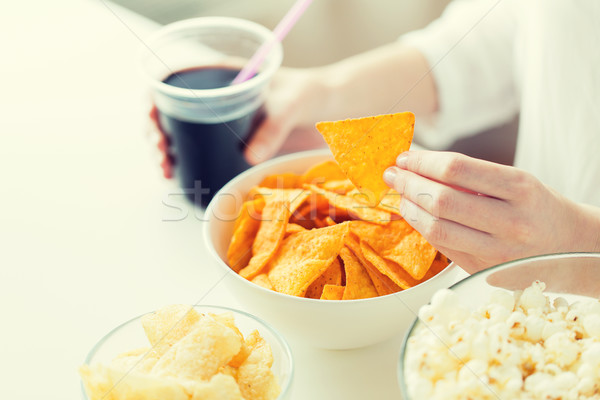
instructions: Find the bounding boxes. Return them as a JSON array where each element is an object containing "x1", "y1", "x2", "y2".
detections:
[
  {"x1": 244, "y1": 67, "x2": 329, "y2": 165},
  {"x1": 383, "y1": 150, "x2": 600, "y2": 274}
]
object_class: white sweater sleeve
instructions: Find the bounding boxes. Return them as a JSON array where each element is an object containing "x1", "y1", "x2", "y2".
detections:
[{"x1": 402, "y1": 0, "x2": 520, "y2": 149}]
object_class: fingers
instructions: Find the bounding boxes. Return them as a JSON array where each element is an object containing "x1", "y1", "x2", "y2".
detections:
[
  {"x1": 244, "y1": 118, "x2": 293, "y2": 165},
  {"x1": 431, "y1": 244, "x2": 488, "y2": 274},
  {"x1": 384, "y1": 166, "x2": 513, "y2": 234},
  {"x1": 395, "y1": 150, "x2": 524, "y2": 200},
  {"x1": 398, "y1": 196, "x2": 497, "y2": 257},
  {"x1": 148, "y1": 105, "x2": 174, "y2": 179}
]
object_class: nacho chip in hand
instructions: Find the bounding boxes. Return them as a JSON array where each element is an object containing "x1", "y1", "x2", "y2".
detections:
[{"x1": 316, "y1": 112, "x2": 415, "y2": 206}]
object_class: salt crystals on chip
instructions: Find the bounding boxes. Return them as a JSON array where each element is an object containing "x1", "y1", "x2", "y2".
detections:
[{"x1": 405, "y1": 281, "x2": 600, "y2": 399}]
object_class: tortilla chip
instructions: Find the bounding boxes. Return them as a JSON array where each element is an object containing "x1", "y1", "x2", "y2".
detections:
[
  {"x1": 349, "y1": 219, "x2": 413, "y2": 255},
  {"x1": 349, "y1": 188, "x2": 403, "y2": 215},
  {"x1": 258, "y1": 172, "x2": 301, "y2": 189},
  {"x1": 320, "y1": 284, "x2": 345, "y2": 300},
  {"x1": 316, "y1": 112, "x2": 414, "y2": 206},
  {"x1": 340, "y1": 247, "x2": 378, "y2": 300},
  {"x1": 321, "y1": 178, "x2": 356, "y2": 194},
  {"x1": 267, "y1": 223, "x2": 350, "y2": 296},
  {"x1": 227, "y1": 199, "x2": 265, "y2": 272},
  {"x1": 305, "y1": 184, "x2": 391, "y2": 224},
  {"x1": 344, "y1": 234, "x2": 401, "y2": 296},
  {"x1": 324, "y1": 216, "x2": 337, "y2": 226},
  {"x1": 251, "y1": 273, "x2": 275, "y2": 291},
  {"x1": 239, "y1": 201, "x2": 290, "y2": 280},
  {"x1": 301, "y1": 160, "x2": 346, "y2": 184},
  {"x1": 284, "y1": 223, "x2": 307, "y2": 236},
  {"x1": 419, "y1": 257, "x2": 449, "y2": 282},
  {"x1": 252, "y1": 188, "x2": 309, "y2": 214},
  {"x1": 360, "y1": 241, "x2": 420, "y2": 290},
  {"x1": 305, "y1": 258, "x2": 343, "y2": 299},
  {"x1": 382, "y1": 230, "x2": 438, "y2": 280}
]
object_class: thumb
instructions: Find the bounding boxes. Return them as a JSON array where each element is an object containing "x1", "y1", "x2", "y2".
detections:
[{"x1": 244, "y1": 117, "x2": 292, "y2": 165}]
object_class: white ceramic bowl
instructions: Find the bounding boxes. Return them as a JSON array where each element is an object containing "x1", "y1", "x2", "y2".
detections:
[
  {"x1": 82, "y1": 305, "x2": 293, "y2": 400},
  {"x1": 204, "y1": 149, "x2": 467, "y2": 349},
  {"x1": 398, "y1": 252, "x2": 600, "y2": 399}
]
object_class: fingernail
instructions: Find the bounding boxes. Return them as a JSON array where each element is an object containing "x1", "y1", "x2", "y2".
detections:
[
  {"x1": 396, "y1": 153, "x2": 408, "y2": 168},
  {"x1": 383, "y1": 167, "x2": 398, "y2": 185}
]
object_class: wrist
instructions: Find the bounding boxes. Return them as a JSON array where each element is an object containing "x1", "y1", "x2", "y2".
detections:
[{"x1": 576, "y1": 203, "x2": 600, "y2": 253}]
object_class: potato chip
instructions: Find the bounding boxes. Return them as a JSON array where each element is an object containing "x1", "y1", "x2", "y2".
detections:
[
  {"x1": 382, "y1": 230, "x2": 438, "y2": 280},
  {"x1": 258, "y1": 172, "x2": 301, "y2": 189},
  {"x1": 208, "y1": 313, "x2": 249, "y2": 369},
  {"x1": 360, "y1": 241, "x2": 420, "y2": 290},
  {"x1": 344, "y1": 234, "x2": 401, "y2": 296},
  {"x1": 237, "y1": 331, "x2": 280, "y2": 400},
  {"x1": 340, "y1": 247, "x2": 378, "y2": 300},
  {"x1": 80, "y1": 364, "x2": 189, "y2": 400},
  {"x1": 301, "y1": 160, "x2": 346, "y2": 184},
  {"x1": 227, "y1": 199, "x2": 265, "y2": 272},
  {"x1": 305, "y1": 258, "x2": 343, "y2": 299},
  {"x1": 110, "y1": 347, "x2": 159, "y2": 375},
  {"x1": 320, "y1": 284, "x2": 345, "y2": 300},
  {"x1": 217, "y1": 365, "x2": 239, "y2": 380},
  {"x1": 316, "y1": 112, "x2": 414, "y2": 206},
  {"x1": 151, "y1": 316, "x2": 242, "y2": 381},
  {"x1": 239, "y1": 201, "x2": 290, "y2": 280},
  {"x1": 141, "y1": 304, "x2": 201, "y2": 356},
  {"x1": 191, "y1": 373, "x2": 244, "y2": 400},
  {"x1": 305, "y1": 184, "x2": 392, "y2": 224},
  {"x1": 267, "y1": 223, "x2": 350, "y2": 297},
  {"x1": 321, "y1": 178, "x2": 356, "y2": 193}
]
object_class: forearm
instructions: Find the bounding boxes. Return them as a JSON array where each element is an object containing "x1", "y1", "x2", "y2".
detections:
[{"x1": 308, "y1": 42, "x2": 437, "y2": 122}]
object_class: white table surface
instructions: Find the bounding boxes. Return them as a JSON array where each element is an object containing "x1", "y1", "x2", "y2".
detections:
[{"x1": 0, "y1": 2, "x2": 467, "y2": 399}]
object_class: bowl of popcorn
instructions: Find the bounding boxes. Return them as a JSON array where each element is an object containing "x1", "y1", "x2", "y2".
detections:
[
  {"x1": 399, "y1": 252, "x2": 600, "y2": 400},
  {"x1": 204, "y1": 147, "x2": 467, "y2": 349},
  {"x1": 80, "y1": 304, "x2": 293, "y2": 400}
]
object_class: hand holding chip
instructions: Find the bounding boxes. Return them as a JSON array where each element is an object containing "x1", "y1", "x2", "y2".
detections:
[{"x1": 383, "y1": 150, "x2": 600, "y2": 274}]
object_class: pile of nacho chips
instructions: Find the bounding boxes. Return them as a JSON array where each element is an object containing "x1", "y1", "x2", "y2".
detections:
[
  {"x1": 227, "y1": 112, "x2": 449, "y2": 300},
  {"x1": 226, "y1": 160, "x2": 450, "y2": 300},
  {"x1": 80, "y1": 305, "x2": 280, "y2": 400}
]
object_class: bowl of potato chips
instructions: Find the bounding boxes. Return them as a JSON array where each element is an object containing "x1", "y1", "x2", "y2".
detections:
[
  {"x1": 204, "y1": 146, "x2": 467, "y2": 349},
  {"x1": 80, "y1": 304, "x2": 293, "y2": 400},
  {"x1": 399, "y1": 252, "x2": 600, "y2": 400}
]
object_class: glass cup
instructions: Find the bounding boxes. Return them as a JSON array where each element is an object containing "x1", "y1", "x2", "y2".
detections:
[{"x1": 142, "y1": 17, "x2": 283, "y2": 208}]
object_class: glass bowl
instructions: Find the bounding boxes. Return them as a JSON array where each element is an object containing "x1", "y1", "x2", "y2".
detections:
[
  {"x1": 81, "y1": 305, "x2": 294, "y2": 400},
  {"x1": 398, "y1": 252, "x2": 600, "y2": 399}
]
